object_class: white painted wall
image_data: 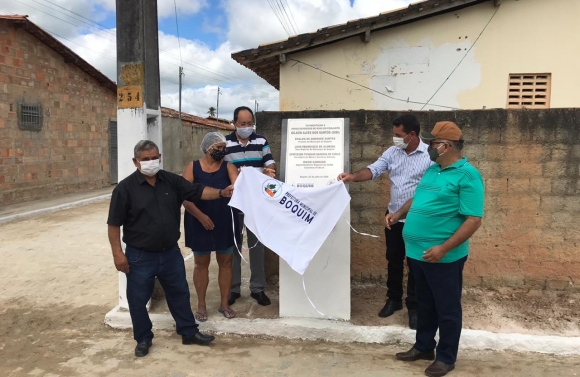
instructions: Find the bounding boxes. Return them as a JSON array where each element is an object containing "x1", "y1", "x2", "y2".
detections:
[
  {"x1": 370, "y1": 42, "x2": 481, "y2": 111},
  {"x1": 279, "y1": 0, "x2": 580, "y2": 111}
]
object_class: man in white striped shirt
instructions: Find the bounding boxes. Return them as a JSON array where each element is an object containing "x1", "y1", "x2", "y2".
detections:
[{"x1": 338, "y1": 114, "x2": 432, "y2": 329}]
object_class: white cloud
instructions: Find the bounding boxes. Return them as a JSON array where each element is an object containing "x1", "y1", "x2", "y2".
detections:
[
  {"x1": 0, "y1": 0, "x2": 107, "y2": 38},
  {"x1": 2, "y1": 0, "x2": 413, "y2": 116},
  {"x1": 224, "y1": 0, "x2": 413, "y2": 49},
  {"x1": 162, "y1": 84, "x2": 279, "y2": 121},
  {"x1": 158, "y1": 0, "x2": 208, "y2": 18}
]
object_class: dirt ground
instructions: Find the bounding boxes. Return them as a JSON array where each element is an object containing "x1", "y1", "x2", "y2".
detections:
[
  {"x1": 350, "y1": 285, "x2": 580, "y2": 336},
  {"x1": 1, "y1": 201, "x2": 580, "y2": 376}
]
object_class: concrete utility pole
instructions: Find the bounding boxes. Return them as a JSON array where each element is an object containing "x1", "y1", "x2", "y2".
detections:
[{"x1": 115, "y1": 0, "x2": 163, "y2": 310}]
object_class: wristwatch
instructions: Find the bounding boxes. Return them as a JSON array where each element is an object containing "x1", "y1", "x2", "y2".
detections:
[{"x1": 218, "y1": 189, "x2": 223, "y2": 198}]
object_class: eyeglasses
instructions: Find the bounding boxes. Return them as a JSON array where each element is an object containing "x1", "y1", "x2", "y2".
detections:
[
  {"x1": 429, "y1": 141, "x2": 448, "y2": 148},
  {"x1": 212, "y1": 146, "x2": 227, "y2": 152},
  {"x1": 237, "y1": 122, "x2": 255, "y2": 127}
]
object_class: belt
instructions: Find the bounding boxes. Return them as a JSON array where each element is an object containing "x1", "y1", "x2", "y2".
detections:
[{"x1": 126, "y1": 244, "x2": 177, "y2": 253}]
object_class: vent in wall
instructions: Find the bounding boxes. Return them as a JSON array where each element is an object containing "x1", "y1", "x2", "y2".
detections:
[{"x1": 507, "y1": 74, "x2": 551, "y2": 109}]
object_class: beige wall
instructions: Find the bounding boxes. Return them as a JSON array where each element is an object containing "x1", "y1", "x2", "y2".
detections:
[
  {"x1": 257, "y1": 108, "x2": 580, "y2": 290},
  {"x1": 279, "y1": 0, "x2": 580, "y2": 111}
]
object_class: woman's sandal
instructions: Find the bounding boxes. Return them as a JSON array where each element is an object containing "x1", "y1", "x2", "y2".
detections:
[
  {"x1": 195, "y1": 310, "x2": 208, "y2": 322},
  {"x1": 218, "y1": 308, "x2": 236, "y2": 319}
]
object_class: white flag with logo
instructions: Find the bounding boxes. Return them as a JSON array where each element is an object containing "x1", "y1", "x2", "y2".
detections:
[{"x1": 229, "y1": 167, "x2": 350, "y2": 275}]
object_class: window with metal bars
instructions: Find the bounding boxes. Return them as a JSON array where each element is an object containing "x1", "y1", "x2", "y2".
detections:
[
  {"x1": 17, "y1": 103, "x2": 43, "y2": 131},
  {"x1": 506, "y1": 74, "x2": 551, "y2": 109}
]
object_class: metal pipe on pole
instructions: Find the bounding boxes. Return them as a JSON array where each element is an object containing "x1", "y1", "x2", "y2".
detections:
[
  {"x1": 178, "y1": 66, "x2": 183, "y2": 121},
  {"x1": 216, "y1": 87, "x2": 221, "y2": 125}
]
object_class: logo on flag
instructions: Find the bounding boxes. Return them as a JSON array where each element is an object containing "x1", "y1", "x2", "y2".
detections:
[
  {"x1": 230, "y1": 167, "x2": 351, "y2": 276},
  {"x1": 262, "y1": 180, "x2": 283, "y2": 199}
]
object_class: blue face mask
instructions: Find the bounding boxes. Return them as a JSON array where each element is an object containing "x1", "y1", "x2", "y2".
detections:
[{"x1": 236, "y1": 127, "x2": 254, "y2": 139}]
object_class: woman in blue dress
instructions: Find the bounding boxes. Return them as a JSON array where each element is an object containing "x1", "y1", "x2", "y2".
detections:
[{"x1": 183, "y1": 132, "x2": 239, "y2": 321}]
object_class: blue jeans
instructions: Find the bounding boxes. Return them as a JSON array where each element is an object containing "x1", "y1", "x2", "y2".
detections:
[
  {"x1": 408, "y1": 256, "x2": 467, "y2": 365},
  {"x1": 125, "y1": 244, "x2": 198, "y2": 343}
]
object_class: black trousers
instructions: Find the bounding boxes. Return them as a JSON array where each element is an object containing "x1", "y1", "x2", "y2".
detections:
[
  {"x1": 384, "y1": 220, "x2": 416, "y2": 310},
  {"x1": 409, "y1": 256, "x2": 467, "y2": 365}
]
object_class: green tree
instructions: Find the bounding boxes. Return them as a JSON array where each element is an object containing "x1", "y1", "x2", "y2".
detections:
[{"x1": 207, "y1": 106, "x2": 216, "y2": 117}]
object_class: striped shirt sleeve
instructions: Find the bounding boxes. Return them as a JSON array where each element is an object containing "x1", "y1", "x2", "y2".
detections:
[
  {"x1": 458, "y1": 169, "x2": 485, "y2": 218},
  {"x1": 367, "y1": 148, "x2": 392, "y2": 179},
  {"x1": 262, "y1": 139, "x2": 275, "y2": 166}
]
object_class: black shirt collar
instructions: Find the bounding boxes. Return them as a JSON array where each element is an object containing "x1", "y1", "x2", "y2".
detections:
[{"x1": 134, "y1": 169, "x2": 164, "y2": 185}]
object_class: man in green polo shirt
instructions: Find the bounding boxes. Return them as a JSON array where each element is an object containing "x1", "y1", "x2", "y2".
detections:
[{"x1": 386, "y1": 121, "x2": 484, "y2": 377}]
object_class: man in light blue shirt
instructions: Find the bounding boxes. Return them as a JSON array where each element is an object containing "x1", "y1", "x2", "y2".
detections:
[{"x1": 338, "y1": 114, "x2": 432, "y2": 329}]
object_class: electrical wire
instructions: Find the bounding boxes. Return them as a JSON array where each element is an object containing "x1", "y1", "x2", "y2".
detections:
[
  {"x1": 272, "y1": 0, "x2": 292, "y2": 35},
  {"x1": 283, "y1": 0, "x2": 300, "y2": 34},
  {"x1": 28, "y1": 0, "x2": 268, "y2": 90},
  {"x1": 420, "y1": 6, "x2": 500, "y2": 110},
  {"x1": 278, "y1": 0, "x2": 297, "y2": 35},
  {"x1": 173, "y1": 0, "x2": 183, "y2": 66},
  {"x1": 288, "y1": 58, "x2": 459, "y2": 110},
  {"x1": 267, "y1": 0, "x2": 291, "y2": 36},
  {"x1": 6, "y1": 0, "x2": 272, "y2": 93},
  {"x1": 276, "y1": 0, "x2": 296, "y2": 35}
]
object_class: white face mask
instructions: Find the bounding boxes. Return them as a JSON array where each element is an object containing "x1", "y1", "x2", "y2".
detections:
[
  {"x1": 393, "y1": 135, "x2": 410, "y2": 149},
  {"x1": 236, "y1": 127, "x2": 254, "y2": 139},
  {"x1": 139, "y1": 159, "x2": 161, "y2": 177}
]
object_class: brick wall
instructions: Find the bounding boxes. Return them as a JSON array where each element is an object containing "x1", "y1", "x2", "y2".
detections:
[
  {"x1": 257, "y1": 109, "x2": 580, "y2": 290},
  {"x1": 0, "y1": 21, "x2": 116, "y2": 205}
]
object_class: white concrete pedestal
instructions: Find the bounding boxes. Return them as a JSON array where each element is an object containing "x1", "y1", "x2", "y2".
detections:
[{"x1": 279, "y1": 206, "x2": 351, "y2": 320}]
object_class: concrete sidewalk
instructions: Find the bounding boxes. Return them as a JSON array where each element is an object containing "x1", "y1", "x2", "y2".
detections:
[
  {"x1": 105, "y1": 307, "x2": 580, "y2": 357},
  {"x1": 0, "y1": 186, "x2": 113, "y2": 224}
]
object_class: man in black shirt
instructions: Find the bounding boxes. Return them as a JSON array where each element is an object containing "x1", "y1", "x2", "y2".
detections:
[{"x1": 107, "y1": 140, "x2": 233, "y2": 357}]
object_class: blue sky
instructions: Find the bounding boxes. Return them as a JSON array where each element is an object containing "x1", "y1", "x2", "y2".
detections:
[{"x1": 84, "y1": 2, "x2": 226, "y2": 50}]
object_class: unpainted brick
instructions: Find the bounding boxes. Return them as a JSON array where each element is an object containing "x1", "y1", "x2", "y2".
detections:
[
  {"x1": 529, "y1": 178, "x2": 552, "y2": 195},
  {"x1": 483, "y1": 178, "x2": 505, "y2": 196},
  {"x1": 501, "y1": 161, "x2": 543, "y2": 178},
  {"x1": 361, "y1": 144, "x2": 389, "y2": 159},
  {"x1": 507, "y1": 178, "x2": 530, "y2": 194},
  {"x1": 504, "y1": 145, "x2": 547, "y2": 164},
  {"x1": 498, "y1": 194, "x2": 541, "y2": 211},
  {"x1": 464, "y1": 144, "x2": 485, "y2": 161},
  {"x1": 0, "y1": 25, "x2": 112, "y2": 206},
  {"x1": 542, "y1": 161, "x2": 568, "y2": 178}
]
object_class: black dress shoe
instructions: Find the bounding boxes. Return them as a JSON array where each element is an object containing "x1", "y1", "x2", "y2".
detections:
[
  {"x1": 228, "y1": 292, "x2": 241, "y2": 306},
  {"x1": 395, "y1": 347, "x2": 435, "y2": 362},
  {"x1": 250, "y1": 291, "x2": 271, "y2": 306},
  {"x1": 182, "y1": 332, "x2": 215, "y2": 345},
  {"x1": 408, "y1": 308, "x2": 418, "y2": 330},
  {"x1": 134, "y1": 340, "x2": 152, "y2": 357},
  {"x1": 378, "y1": 299, "x2": 403, "y2": 318},
  {"x1": 425, "y1": 360, "x2": 455, "y2": 377}
]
